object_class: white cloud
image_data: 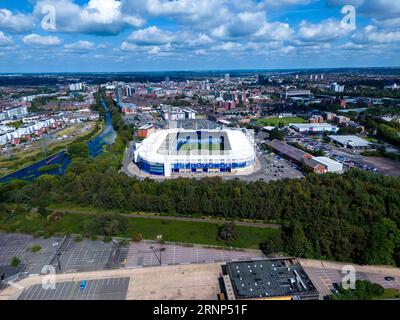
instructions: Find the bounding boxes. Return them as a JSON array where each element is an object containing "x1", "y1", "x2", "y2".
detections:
[
  {"x1": 353, "y1": 25, "x2": 400, "y2": 44},
  {"x1": 298, "y1": 19, "x2": 351, "y2": 42},
  {"x1": 64, "y1": 41, "x2": 95, "y2": 51},
  {"x1": 0, "y1": 9, "x2": 35, "y2": 33},
  {"x1": 0, "y1": 32, "x2": 13, "y2": 47},
  {"x1": 33, "y1": 0, "x2": 145, "y2": 35},
  {"x1": 128, "y1": 26, "x2": 175, "y2": 45},
  {"x1": 23, "y1": 34, "x2": 62, "y2": 46}
]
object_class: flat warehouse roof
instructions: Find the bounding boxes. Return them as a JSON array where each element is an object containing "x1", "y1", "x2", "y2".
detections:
[
  {"x1": 225, "y1": 259, "x2": 318, "y2": 300},
  {"x1": 329, "y1": 135, "x2": 371, "y2": 147}
]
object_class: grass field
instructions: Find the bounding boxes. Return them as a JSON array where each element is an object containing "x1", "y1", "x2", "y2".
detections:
[
  {"x1": 256, "y1": 117, "x2": 307, "y2": 127},
  {"x1": 178, "y1": 143, "x2": 223, "y2": 151},
  {"x1": 0, "y1": 210, "x2": 281, "y2": 250}
]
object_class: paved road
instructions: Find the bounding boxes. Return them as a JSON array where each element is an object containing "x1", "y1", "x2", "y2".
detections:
[{"x1": 48, "y1": 208, "x2": 281, "y2": 229}]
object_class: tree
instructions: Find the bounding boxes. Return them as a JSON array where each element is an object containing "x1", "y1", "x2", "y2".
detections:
[
  {"x1": 83, "y1": 213, "x2": 130, "y2": 237},
  {"x1": 217, "y1": 222, "x2": 238, "y2": 242},
  {"x1": 269, "y1": 128, "x2": 284, "y2": 141},
  {"x1": 260, "y1": 239, "x2": 274, "y2": 256},
  {"x1": 68, "y1": 142, "x2": 89, "y2": 158},
  {"x1": 38, "y1": 206, "x2": 48, "y2": 219}
]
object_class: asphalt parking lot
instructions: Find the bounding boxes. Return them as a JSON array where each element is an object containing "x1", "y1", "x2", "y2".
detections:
[
  {"x1": 237, "y1": 153, "x2": 304, "y2": 182},
  {"x1": 0, "y1": 232, "x2": 63, "y2": 274},
  {"x1": 126, "y1": 241, "x2": 265, "y2": 268},
  {"x1": 303, "y1": 266, "x2": 400, "y2": 298},
  {"x1": 17, "y1": 277, "x2": 130, "y2": 300},
  {"x1": 53, "y1": 237, "x2": 128, "y2": 273}
]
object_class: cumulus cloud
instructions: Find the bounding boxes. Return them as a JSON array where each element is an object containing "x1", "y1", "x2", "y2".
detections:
[
  {"x1": 64, "y1": 40, "x2": 96, "y2": 51},
  {"x1": 33, "y1": 0, "x2": 145, "y2": 35},
  {"x1": 298, "y1": 19, "x2": 351, "y2": 42},
  {"x1": 128, "y1": 26, "x2": 175, "y2": 46},
  {"x1": 353, "y1": 25, "x2": 400, "y2": 44},
  {"x1": 23, "y1": 34, "x2": 62, "y2": 46},
  {"x1": 0, "y1": 32, "x2": 13, "y2": 47},
  {"x1": 0, "y1": 9, "x2": 35, "y2": 33}
]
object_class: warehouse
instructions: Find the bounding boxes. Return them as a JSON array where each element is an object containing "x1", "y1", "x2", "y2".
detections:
[
  {"x1": 313, "y1": 156, "x2": 343, "y2": 173},
  {"x1": 266, "y1": 139, "x2": 313, "y2": 166},
  {"x1": 290, "y1": 123, "x2": 339, "y2": 134},
  {"x1": 329, "y1": 135, "x2": 372, "y2": 149},
  {"x1": 221, "y1": 258, "x2": 319, "y2": 300}
]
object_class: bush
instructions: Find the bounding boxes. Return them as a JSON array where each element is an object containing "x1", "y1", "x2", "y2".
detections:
[
  {"x1": 31, "y1": 245, "x2": 42, "y2": 253},
  {"x1": 217, "y1": 223, "x2": 238, "y2": 242},
  {"x1": 33, "y1": 230, "x2": 45, "y2": 238},
  {"x1": 259, "y1": 240, "x2": 274, "y2": 256},
  {"x1": 73, "y1": 234, "x2": 83, "y2": 242},
  {"x1": 90, "y1": 235, "x2": 98, "y2": 241},
  {"x1": 103, "y1": 236, "x2": 112, "y2": 243},
  {"x1": 132, "y1": 233, "x2": 143, "y2": 242},
  {"x1": 83, "y1": 213, "x2": 130, "y2": 237},
  {"x1": 11, "y1": 256, "x2": 21, "y2": 267}
]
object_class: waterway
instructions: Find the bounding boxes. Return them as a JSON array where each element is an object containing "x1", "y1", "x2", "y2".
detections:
[{"x1": 0, "y1": 98, "x2": 116, "y2": 183}]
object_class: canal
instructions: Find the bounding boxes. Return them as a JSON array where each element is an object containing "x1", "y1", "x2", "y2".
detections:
[{"x1": 0, "y1": 97, "x2": 116, "y2": 183}]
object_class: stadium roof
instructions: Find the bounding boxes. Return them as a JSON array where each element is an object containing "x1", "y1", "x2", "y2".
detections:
[
  {"x1": 135, "y1": 128, "x2": 255, "y2": 164},
  {"x1": 225, "y1": 259, "x2": 318, "y2": 300}
]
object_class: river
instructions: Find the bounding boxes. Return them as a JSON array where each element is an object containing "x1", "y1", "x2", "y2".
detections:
[{"x1": 0, "y1": 97, "x2": 116, "y2": 183}]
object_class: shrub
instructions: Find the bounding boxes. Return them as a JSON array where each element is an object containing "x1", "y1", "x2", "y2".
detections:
[
  {"x1": 132, "y1": 233, "x2": 143, "y2": 242},
  {"x1": 31, "y1": 245, "x2": 42, "y2": 253},
  {"x1": 11, "y1": 256, "x2": 21, "y2": 267},
  {"x1": 217, "y1": 223, "x2": 238, "y2": 242},
  {"x1": 74, "y1": 234, "x2": 83, "y2": 242},
  {"x1": 103, "y1": 236, "x2": 112, "y2": 243}
]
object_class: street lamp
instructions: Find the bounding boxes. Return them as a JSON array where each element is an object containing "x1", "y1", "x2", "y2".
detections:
[{"x1": 52, "y1": 242, "x2": 62, "y2": 272}]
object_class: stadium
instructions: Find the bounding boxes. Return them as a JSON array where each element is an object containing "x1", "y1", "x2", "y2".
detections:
[{"x1": 133, "y1": 128, "x2": 257, "y2": 177}]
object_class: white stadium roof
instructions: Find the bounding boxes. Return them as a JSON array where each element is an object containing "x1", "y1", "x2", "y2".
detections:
[{"x1": 135, "y1": 128, "x2": 255, "y2": 164}]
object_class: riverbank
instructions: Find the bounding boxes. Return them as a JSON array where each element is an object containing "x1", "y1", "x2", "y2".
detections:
[{"x1": 0, "y1": 121, "x2": 104, "y2": 179}]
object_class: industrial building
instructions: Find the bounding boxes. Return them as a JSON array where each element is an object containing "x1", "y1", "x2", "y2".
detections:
[
  {"x1": 290, "y1": 123, "x2": 339, "y2": 134},
  {"x1": 329, "y1": 135, "x2": 372, "y2": 149},
  {"x1": 134, "y1": 128, "x2": 256, "y2": 177},
  {"x1": 221, "y1": 258, "x2": 319, "y2": 300},
  {"x1": 266, "y1": 139, "x2": 313, "y2": 166},
  {"x1": 160, "y1": 105, "x2": 196, "y2": 121},
  {"x1": 137, "y1": 124, "x2": 156, "y2": 139},
  {"x1": 313, "y1": 157, "x2": 343, "y2": 173},
  {"x1": 266, "y1": 140, "x2": 343, "y2": 174}
]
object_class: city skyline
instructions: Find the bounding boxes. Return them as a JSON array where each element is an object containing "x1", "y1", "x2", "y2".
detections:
[{"x1": 0, "y1": 1, "x2": 400, "y2": 72}]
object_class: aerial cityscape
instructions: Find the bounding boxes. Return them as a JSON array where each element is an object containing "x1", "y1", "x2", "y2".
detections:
[{"x1": 1, "y1": 0, "x2": 400, "y2": 309}]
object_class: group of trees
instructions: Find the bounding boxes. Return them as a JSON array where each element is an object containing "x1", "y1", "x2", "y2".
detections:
[
  {"x1": 328, "y1": 280, "x2": 385, "y2": 300},
  {"x1": 2, "y1": 162, "x2": 400, "y2": 266}
]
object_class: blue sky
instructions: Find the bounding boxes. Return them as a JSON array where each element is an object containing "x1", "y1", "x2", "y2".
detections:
[{"x1": 0, "y1": 0, "x2": 399, "y2": 72}]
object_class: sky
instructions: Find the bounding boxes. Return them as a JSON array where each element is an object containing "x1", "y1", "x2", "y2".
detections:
[{"x1": 0, "y1": 0, "x2": 399, "y2": 72}]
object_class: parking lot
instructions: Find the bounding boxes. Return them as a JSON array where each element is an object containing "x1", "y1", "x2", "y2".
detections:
[
  {"x1": 0, "y1": 232, "x2": 63, "y2": 274},
  {"x1": 126, "y1": 241, "x2": 265, "y2": 268},
  {"x1": 53, "y1": 237, "x2": 128, "y2": 273},
  {"x1": 17, "y1": 277, "x2": 130, "y2": 300},
  {"x1": 0, "y1": 233, "x2": 128, "y2": 276},
  {"x1": 303, "y1": 265, "x2": 400, "y2": 297},
  {"x1": 232, "y1": 153, "x2": 304, "y2": 182}
]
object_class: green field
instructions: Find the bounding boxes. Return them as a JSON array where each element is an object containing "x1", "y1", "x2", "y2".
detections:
[
  {"x1": 256, "y1": 117, "x2": 307, "y2": 127},
  {"x1": 0, "y1": 211, "x2": 281, "y2": 250},
  {"x1": 178, "y1": 143, "x2": 223, "y2": 152}
]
